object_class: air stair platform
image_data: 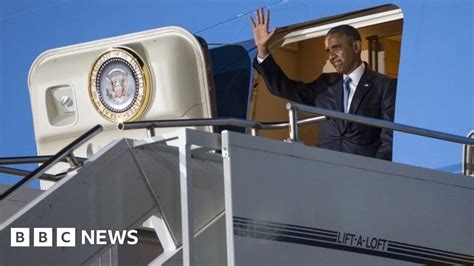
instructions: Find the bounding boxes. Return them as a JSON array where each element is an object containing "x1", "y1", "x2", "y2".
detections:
[{"x1": 1, "y1": 127, "x2": 473, "y2": 265}]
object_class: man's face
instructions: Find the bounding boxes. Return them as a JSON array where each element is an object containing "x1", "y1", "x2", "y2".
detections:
[{"x1": 325, "y1": 33, "x2": 360, "y2": 74}]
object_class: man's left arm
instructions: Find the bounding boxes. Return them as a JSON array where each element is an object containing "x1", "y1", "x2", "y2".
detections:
[{"x1": 376, "y1": 79, "x2": 397, "y2": 160}]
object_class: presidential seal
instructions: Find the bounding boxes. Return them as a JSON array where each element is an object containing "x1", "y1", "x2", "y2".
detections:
[{"x1": 89, "y1": 47, "x2": 151, "y2": 122}]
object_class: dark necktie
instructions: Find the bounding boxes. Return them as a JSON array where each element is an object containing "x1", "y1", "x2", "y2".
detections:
[{"x1": 343, "y1": 76, "x2": 352, "y2": 113}]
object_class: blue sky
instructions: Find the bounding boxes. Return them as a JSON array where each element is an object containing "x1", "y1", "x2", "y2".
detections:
[{"x1": 1, "y1": 0, "x2": 473, "y2": 187}]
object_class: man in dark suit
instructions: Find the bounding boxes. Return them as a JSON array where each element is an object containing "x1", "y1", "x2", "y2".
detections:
[{"x1": 250, "y1": 9, "x2": 397, "y2": 160}]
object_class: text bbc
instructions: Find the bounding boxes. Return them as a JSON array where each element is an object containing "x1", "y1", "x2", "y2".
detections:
[{"x1": 10, "y1": 228, "x2": 138, "y2": 247}]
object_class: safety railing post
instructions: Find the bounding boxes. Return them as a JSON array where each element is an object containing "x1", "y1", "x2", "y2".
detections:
[{"x1": 286, "y1": 103, "x2": 299, "y2": 142}]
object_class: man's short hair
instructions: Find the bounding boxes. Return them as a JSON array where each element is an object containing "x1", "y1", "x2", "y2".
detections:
[{"x1": 327, "y1": 25, "x2": 361, "y2": 43}]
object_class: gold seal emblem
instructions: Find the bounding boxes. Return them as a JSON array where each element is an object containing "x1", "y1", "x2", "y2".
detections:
[{"x1": 89, "y1": 47, "x2": 151, "y2": 122}]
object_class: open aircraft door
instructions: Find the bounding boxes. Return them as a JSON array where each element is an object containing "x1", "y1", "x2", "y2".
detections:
[{"x1": 28, "y1": 27, "x2": 216, "y2": 187}]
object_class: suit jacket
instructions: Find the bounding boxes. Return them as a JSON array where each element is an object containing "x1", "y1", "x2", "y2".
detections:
[{"x1": 253, "y1": 55, "x2": 397, "y2": 160}]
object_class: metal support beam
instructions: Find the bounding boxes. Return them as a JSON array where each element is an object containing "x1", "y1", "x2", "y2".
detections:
[{"x1": 179, "y1": 130, "x2": 194, "y2": 265}]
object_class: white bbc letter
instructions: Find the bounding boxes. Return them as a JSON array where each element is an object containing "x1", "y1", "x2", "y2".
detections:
[
  {"x1": 57, "y1": 228, "x2": 76, "y2": 247},
  {"x1": 127, "y1": 230, "x2": 138, "y2": 245},
  {"x1": 82, "y1": 230, "x2": 94, "y2": 245},
  {"x1": 34, "y1": 228, "x2": 53, "y2": 247},
  {"x1": 96, "y1": 230, "x2": 107, "y2": 245},
  {"x1": 108, "y1": 230, "x2": 127, "y2": 245},
  {"x1": 11, "y1": 228, "x2": 30, "y2": 247}
]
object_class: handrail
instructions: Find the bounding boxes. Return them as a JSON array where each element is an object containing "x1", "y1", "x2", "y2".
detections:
[
  {"x1": 119, "y1": 104, "x2": 473, "y2": 147},
  {"x1": 287, "y1": 102, "x2": 474, "y2": 146},
  {"x1": 0, "y1": 166, "x2": 57, "y2": 180},
  {"x1": 0, "y1": 155, "x2": 87, "y2": 165},
  {"x1": 0, "y1": 125, "x2": 103, "y2": 201},
  {"x1": 118, "y1": 116, "x2": 328, "y2": 136},
  {"x1": 259, "y1": 116, "x2": 327, "y2": 129},
  {"x1": 118, "y1": 118, "x2": 259, "y2": 131}
]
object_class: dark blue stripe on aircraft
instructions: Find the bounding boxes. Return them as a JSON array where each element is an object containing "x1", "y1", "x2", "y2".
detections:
[
  {"x1": 234, "y1": 222, "x2": 337, "y2": 243},
  {"x1": 234, "y1": 216, "x2": 339, "y2": 236},
  {"x1": 388, "y1": 240, "x2": 474, "y2": 261},
  {"x1": 233, "y1": 216, "x2": 338, "y2": 239}
]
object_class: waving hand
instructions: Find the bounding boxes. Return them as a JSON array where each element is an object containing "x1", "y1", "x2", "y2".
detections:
[{"x1": 250, "y1": 8, "x2": 275, "y2": 58}]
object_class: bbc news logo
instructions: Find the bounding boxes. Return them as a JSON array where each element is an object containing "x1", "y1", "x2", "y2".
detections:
[{"x1": 10, "y1": 228, "x2": 138, "y2": 247}]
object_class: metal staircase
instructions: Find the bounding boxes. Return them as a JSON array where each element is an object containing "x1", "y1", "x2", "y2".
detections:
[{"x1": 1, "y1": 105, "x2": 473, "y2": 265}]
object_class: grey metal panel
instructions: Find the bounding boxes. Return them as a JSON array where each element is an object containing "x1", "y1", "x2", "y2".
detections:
[
  {"x1": 155, "y1": 213, "x2": 227, "y2": 266},
  {"x1": 192, "y1": 213, "x2": 227, "y2": 266},
  {"x1": 222, "y1": 130, "x2": 474, "y2": 265},
  {"x1": 116, "y1": 230, "x2": 163, "y2": 265},
  {"x1": 224, "y1": 130, "x2": 472, "y2": 189},
  {"x1": 88, "y1": 230, "x2": 163, "y2": 266},
  {"x1": 0, "y1": 185, "x2": 42, "y2": 224},
  {"x1": 232, "y1": 237, "x2": 415, "y2": 266},
  {"x1": 0, "y1": 139, "x2": 158, "y2": 265},
  {"x1": 132, "y1": 139, "x2": 225, "y2": 246},
  {"x1": 88, "y1": 247, "x2": 114, "y2": 266}
]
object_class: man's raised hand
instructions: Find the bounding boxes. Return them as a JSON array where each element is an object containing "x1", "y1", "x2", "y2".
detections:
[{"x1": 250, "y1": 8, "x2": 275, "y2": 58}]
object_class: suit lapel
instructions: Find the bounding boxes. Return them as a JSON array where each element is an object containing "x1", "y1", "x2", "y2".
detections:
[
  {"x1": 349, "y1": 65, "x2": 376, "y2": 114},
  {"x1": 329, "y1": 77, "x2": 348, "y2": 132},
  {"x1": 333, "y1": 78, "x2": 344, "y2": 112}
]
